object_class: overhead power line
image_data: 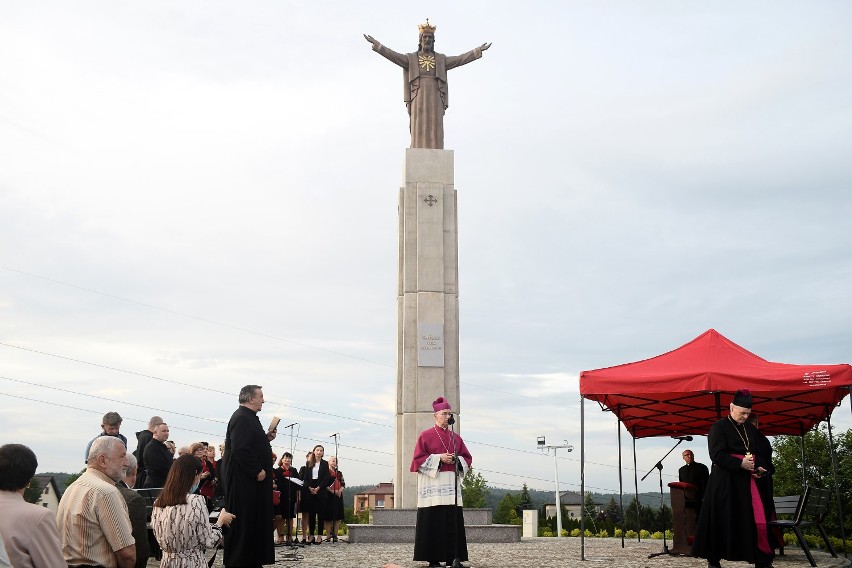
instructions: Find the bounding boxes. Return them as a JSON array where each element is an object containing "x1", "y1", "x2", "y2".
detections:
[
  {"x1": 0, "y1": 265, "x2": 568, "y2": 408},
  {"x1": 0, "y1": 341, "x2": 393, "y2": 429}
]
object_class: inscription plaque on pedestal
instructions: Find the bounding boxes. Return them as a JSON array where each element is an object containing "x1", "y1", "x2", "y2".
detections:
[{"x1": 417, "y1": 323, "x2": 444, "y2": 367}]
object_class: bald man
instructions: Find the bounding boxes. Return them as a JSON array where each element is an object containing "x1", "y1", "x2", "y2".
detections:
[{"x1": 678, "y1": 449, "x2": 709, "y2": 514}]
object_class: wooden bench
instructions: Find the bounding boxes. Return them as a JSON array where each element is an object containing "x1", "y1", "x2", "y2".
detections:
[{"x1": 770, "y1": 486, "x2": 837, "y2": 567}]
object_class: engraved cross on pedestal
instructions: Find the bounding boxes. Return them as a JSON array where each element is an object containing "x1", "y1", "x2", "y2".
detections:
[{"x1": 424, "y1": 195, "x2": 438, "y2": 206}]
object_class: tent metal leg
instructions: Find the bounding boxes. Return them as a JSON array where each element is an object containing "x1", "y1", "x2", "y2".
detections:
[
  {"x1": 580, "y1": 395, "x2": 585, "y2": 561},
  {"x1": 617, "y1": 412, "x2": 625, "y2": 548},
  {"x1": 825, "y1": 411, "x2": 848, "y2": 557},
  {"x1": 799, "y1": 423, "x2": 807, "y2": 488},
  {"x1": 633, "y1": 437, "x2": 640, "y2": 541}
]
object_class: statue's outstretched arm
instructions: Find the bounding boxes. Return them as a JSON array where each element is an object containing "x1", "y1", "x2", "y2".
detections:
[{"x1": 364, "y1": 34, "x2": 407, "y2": 67}]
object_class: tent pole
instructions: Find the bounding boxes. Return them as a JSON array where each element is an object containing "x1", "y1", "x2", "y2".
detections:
[
  {"x1": 617, "y1": 411, "x2": 625, "y2": 548},
  {"x1": 825, "y1": 410, "x2": 848, "y2": 557},
  {"x1": 633, "y1": 436, "x2": 640, "y2": 542},
  {"x1": 580, "y1": 395, "x2": 585, "y2": 561},
  {"x1": 799, "y1": 423, "x2": 807, "y2": 489}
]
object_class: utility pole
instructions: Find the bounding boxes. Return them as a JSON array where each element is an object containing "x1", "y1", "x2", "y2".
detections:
[{"x1": 538, "y1": 436, "x2": 573, "y2": 539}]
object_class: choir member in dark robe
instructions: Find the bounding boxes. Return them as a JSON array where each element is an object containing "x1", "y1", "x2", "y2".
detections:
[
  {"x1": 678, "y1": 449, "x2": 710, "y2": 514},
  {"x1": 692, "y1": 389, "x2": 776, "y2": 568},
  {"x1": 274, "y1": 453, "x2": 300, "y2": 545},
  {"x1": 300, "y1": 445, "x2": 331, "y2": 544},
  {"x1": 410, "y1": 396, "x2": 473, "y2": 568},
  {"x1": 222, "y1": 385, "x2": 277, "y2": 567}
]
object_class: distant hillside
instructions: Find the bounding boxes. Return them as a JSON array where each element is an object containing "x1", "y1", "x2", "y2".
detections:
[
  {"x1": 344, "y1": 483, "x2": 667, "y2": 512},
  {"x1": 40, "y1": 471, "x2": 82, "y2": 493},
  {"x1": 45, "y1": 476, "x2": 668, "y2": 512},
  {"x1": 483, "y1": 487, "x2": 668, "y2": 511}
]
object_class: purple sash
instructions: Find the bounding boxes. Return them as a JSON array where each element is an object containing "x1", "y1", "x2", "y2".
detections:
[{"x1": 732, "y1": 453, "x2": 771, "y2": 554}]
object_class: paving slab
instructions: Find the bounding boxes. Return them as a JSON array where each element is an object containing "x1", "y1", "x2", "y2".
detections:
[{"x1": 150, "y1": 537, "x2": 849, "y2": 568}]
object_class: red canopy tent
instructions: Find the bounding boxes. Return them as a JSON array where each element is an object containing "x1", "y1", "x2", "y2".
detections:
[
  {"x1": 573, "y1": 329, "x2": 852, "y2": 560},
  {"x1": 579, "y1": 329, "x2": 852, "y2": 437}
]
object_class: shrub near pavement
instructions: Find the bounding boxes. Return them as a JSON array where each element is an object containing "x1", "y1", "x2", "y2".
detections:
[
  {"x1": 534, "y1": 527, "x2": 680, "y2": 541},
  {"x1": 782, "y1": 532, "x2": 851, "y2": 554}
]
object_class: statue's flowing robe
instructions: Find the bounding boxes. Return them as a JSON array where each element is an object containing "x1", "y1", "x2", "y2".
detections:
[{"x1": 371, "y1": 42, "x2": 483, "y2": 149}]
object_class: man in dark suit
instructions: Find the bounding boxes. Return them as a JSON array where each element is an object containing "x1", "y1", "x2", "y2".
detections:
[
  {"x1": 142, "y1": 423, "x2": 172, "y2": 488},
  {"x1": 133, "y1": 415, "x2": 163, "y2": 489},
  {"x1": 116, "y1": 454, "x2": 150, "y2": 568},
  {"x1": 679, "y1": 449, "x2": 710, "y2": 514}
]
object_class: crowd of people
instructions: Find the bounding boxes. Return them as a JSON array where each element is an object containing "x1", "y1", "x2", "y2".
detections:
[
  {"x1": 0, "y1": 385, "x2": 359, "y2": 568},
  {"x1": 1, "y1": 386, "x2": 786, "y2": 568}
]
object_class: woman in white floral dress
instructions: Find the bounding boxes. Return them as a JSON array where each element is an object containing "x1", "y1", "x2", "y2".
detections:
[{"x1": 151, "y1": 455, "x2": 235, "y2": 568}]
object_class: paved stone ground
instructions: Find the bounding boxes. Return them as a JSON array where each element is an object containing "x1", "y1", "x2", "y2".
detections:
[{"x1": 152, "y1": 537, "x2": 849, "y2": 568}]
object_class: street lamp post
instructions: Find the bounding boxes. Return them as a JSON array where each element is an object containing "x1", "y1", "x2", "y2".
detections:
[{"x1": 538, "y1": 436, "x2": 573, "y2": 539}]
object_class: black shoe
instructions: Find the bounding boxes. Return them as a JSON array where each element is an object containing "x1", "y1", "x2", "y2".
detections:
[{"x1": 708, "y1": 562, "x2": 721, "y2": 568}]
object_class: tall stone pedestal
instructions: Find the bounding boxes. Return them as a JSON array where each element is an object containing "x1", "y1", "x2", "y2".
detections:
[{"x1": 395, "y1": 148, "x2": 462, "y2": 509}]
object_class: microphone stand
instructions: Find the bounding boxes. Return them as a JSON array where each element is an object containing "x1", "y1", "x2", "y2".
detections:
[
  {"x1": 449, "y1": 415, "x2": 464, "y2": 568},
  {"x1": 642, "y1": 438, "x2": 685, "y2": 559},
  {"x1": 329, "y1": 433, "x2": 348, "y2": 544}
]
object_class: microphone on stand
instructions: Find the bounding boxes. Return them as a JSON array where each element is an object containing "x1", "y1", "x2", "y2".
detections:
[
  {"x1": 282, "y1": 422, "x2": 298, "y2": 428},
  {"x1": 447, "y1": 415, "x2": 455, "y2": 425},
  {"x1": 672, "y1": 435, "x2": 693, "y2": 441}
]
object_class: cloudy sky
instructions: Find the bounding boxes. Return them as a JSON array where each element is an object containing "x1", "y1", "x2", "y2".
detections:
[{"x1": 2, "y1": 1, "x2": 852, "y2": 499}]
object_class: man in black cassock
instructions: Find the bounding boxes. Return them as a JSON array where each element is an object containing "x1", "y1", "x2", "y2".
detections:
[
  {"x1": 223, "y1": 385, "x2": 277, "y2": 568},
  {"x1": 678, "y1": 449, "x2": 710, "y2": 514},
  {"x1": 692, "y1": 389, "x2": 775, "y2": 568}
]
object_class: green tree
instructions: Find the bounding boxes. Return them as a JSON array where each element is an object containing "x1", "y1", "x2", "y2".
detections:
[
  {"x1": 604, "y1": 496, "x2": 622, "y2": 524},
  {"x1": 494, "y1": 492, "x2": 520, "y2": 524},
  {"x1": 63, "y1": 468, "x2": 86, "y2": 491},
  {"x1": 460, "y1": 468, "x2": 489, "y2": 508},
  {"x1": 624, "y1": 496, "x2": 655, "y2": 532},
  {"x1": 582, "y1": 492, "x2": 598, "y2": 532},
  {"x1": 517, "y1": 483, "x2": 533, "y2": 516},
  {"x1": 654, "y1": 503, "x2": 672, "y2": 532},
  {"x1": 772, "y1": 424, "x2": 852, "y2": 536},
  {"x1": 625, "y1": 496, "x2": 641, "y2": 531},
  {"x1": 23, "y1": 478, "x2": 42, "y2": 504}
]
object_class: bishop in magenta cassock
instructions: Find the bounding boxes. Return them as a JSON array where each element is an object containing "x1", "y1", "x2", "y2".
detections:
[{"x1": 410, "y1": 396, "x2": 473, "y2": 568}]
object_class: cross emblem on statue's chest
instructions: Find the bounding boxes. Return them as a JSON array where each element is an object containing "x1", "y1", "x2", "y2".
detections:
[{"x1": 424, "y1": 195, "x2": 438, "y2": 207}]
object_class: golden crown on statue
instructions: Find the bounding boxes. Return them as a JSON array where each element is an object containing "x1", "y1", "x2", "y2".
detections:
[{"x1": 418, "y1": 19, "x2": 436, "y2": 34}]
